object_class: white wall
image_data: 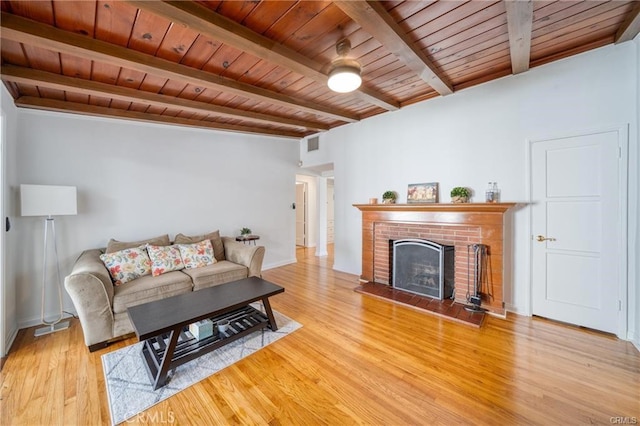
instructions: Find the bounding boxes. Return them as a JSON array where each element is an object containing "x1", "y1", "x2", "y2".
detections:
[
  {"x1": 301, "y1": 42, "x2": 639, "y2": 326},
  {"x1": 1, "y1": 85, "x2": 19, "y2": 354},
  {"x1": 15, "y1": 111, "x2": 298, "y2": 328}
]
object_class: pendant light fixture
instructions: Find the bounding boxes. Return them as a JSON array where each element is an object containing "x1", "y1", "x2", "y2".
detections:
[{"x1": 327, "y1": 39, "x2": 362, "y2": 93}]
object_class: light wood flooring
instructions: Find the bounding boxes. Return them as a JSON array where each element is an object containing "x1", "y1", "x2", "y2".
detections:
[{"x1": 2, "y1": 245, "x2": 639, "y2": 425}]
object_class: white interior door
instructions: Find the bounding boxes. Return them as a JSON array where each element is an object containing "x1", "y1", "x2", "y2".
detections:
[
  {"x1": 327, "y1": 180, "x2": 334, "y2": 244},
  {"x1": 531, "y1": 129, "x2": 624, "y2": 334},
  {"x1": 295, "y1": 182, "x2": 306, "y2": 246},
  {"x1": 0, "y1": 113, "x2": 4, "y2": 357}
]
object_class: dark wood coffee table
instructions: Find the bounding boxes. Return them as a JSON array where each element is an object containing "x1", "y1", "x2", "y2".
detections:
[{"x1": 127, "y1": 276, "x2": 284, "y2": 390}]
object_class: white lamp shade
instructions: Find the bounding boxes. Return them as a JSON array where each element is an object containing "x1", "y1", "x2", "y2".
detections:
[
  {"x1": 20, "y1": 184, "x2": 77, "y2": 217},
  {"x1": 327, "y1": 66, "x2": 362, "y2": 93}
]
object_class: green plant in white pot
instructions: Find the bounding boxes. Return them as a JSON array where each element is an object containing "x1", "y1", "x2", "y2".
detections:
[
  {"x1": 382, "y1": 190, "x2": 397, "y2": 204},
  {"x1": 450, "y1": 187, "x2": 470, "y2": 203},
  {"x1": 240, "y1": 227, "x2": 252, "y2": 236}
]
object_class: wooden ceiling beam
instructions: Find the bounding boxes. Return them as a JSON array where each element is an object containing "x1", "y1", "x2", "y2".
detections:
[
  {"x1": 14, "y1": 96, "x2": 305, "y2": 139},
  {"x1": 1, "y1": 65, "x2": 329, "y2": 132},
  {"x1": 0, "y1": 12, "x2": 358, "y2": 123},
  {"x1": 615, "y1": 0, "x2": 640, "y2": 43},
  {"x1": 505, "y1": 0, "x2": 533, "y2": 74},
  {"x1": 126, "y1": 0, "x2": 400, "y2": 111},
  {"x1": 334, "y1": 0, "x2": 453, "y2": 96}
]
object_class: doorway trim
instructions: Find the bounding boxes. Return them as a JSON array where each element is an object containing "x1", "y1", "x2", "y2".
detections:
[
  {"x1": 526, "y1": 124, "x2": 629, "y2": 339},
  {"x1": 295, "y1": 181, "x2": 308, "y2": 247}
]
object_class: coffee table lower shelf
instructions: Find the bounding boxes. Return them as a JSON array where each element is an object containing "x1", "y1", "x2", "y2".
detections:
[{"x1": 141, "y1": 305, "x2": 269, "y2": 389}]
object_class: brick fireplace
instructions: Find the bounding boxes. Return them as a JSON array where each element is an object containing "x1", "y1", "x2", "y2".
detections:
[{"x1": 354, "y1": 203, "x2": 516, "y2": 315}]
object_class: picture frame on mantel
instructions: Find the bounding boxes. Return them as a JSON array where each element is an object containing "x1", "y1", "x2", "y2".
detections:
[{"x1": 407, "y1": 182, "x2": 438, "y2": 203}]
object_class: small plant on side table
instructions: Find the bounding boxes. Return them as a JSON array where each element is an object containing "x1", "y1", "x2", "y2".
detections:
[
  {"x1": 240, "y1": 227, "x2": 252, "y2": 236},
  {"x1": 382, "y1": 190, "x2": 397, "y2": 204},
  {"x1": 450, "y1": 187, "x2": 470, "y2": 203}
]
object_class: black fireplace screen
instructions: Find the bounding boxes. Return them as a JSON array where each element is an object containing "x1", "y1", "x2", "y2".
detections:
[{"x1": 391, "y1": 239, "x2": 454, "y2": 300}]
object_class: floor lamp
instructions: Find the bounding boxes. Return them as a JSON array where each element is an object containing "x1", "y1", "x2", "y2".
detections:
[{"x1": 20, "y1": 184, "x2": 77, "y2": 337}]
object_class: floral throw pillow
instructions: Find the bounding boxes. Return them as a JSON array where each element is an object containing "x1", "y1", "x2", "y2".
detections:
[
  {"x1": 147, "y1": 244, "x2": 185, "y2": 277},
  {"x1": 176, "y1": 239, "x2": 216, "y2": 269},
  {"x1": 99, "y1": 246, "x2": 152, "y2": 286}
]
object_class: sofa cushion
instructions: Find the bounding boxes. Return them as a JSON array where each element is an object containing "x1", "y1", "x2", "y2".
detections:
[
  {"x1": 176, "y1": 240, "x2": 216, "y2": 269},
  {"x1": 99, "y1": 246, "x2": 152, "y2": 286},
  {"x1": 181, "y1": 261, "x2": 248, "y2": 291},
  {"x1": 174, "y1": 230, "x2": 225, "y2": 261},
  {"x1": 112, "y1": 271, "x2": 192, "y2": 314},
  {"x1": 147, "y1": 244, "x2": 184, "y2": 276},
  {"x1": 107, "y1": 234, "x2": 170, "y2": 254}
]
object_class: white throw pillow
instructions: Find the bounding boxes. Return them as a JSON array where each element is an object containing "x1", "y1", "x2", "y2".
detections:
[
  {"x1": 100, "y1": 246, "x2": 152, "y2": 286},
  {"x1": 176, "y1": 240, "x2": 216, "y2": 269},
  {"x1": 147, "y1": 244, "x2": 185, "y2": 277}
]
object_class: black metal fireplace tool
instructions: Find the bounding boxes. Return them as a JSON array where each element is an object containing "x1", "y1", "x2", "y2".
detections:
[{"x1": 465, "y1": 244, "x2": 489, "y2": 313}]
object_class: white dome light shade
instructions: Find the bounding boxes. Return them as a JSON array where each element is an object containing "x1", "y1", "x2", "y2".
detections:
[{"x1": 327, "y1": 64, "x2": 362, "y2": 93}]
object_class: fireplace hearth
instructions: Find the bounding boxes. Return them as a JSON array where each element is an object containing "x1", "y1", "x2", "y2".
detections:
[{"x1": 391, "y1": 239, "x2": 454, "y2": 300}]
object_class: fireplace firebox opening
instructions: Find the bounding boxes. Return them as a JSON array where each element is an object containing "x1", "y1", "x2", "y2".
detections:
[{"x1": 391, "y1": 239, "x2": 455, "y2": 300}]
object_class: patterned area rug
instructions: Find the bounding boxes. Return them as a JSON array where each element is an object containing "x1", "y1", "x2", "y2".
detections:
[{"x1": 101, "y1": 306, "x2": 301, "y2": 425}]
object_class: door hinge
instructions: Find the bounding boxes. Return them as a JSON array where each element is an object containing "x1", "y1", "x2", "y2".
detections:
[
  {"x1": 619, "y1": 300, "x2": 622, "y2": 311},
  {"x1": 618, "y1": 146, "x2": 622, "y2": 158}
]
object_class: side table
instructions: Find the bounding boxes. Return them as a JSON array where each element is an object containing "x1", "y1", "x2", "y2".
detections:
[{"x1": 236, "y1": 235, "x2": 260, "y2": 245}]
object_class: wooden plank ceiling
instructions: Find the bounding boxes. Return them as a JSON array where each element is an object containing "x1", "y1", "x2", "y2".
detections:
[{"x1": 1, "y1": 1, "x2": 639, "y2": 139}]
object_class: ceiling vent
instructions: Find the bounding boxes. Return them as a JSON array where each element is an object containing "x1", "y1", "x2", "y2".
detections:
[{"x1": 307, "y1": 136, "x2": 319, "y2": 152}]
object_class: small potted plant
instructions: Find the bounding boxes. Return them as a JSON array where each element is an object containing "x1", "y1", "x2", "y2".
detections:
[
  {"x1": 382, "y1": 190, "x2": 397, "y2": 204},
  {"x1": 240, "y1": 227, "x2": 252, "y2": 236},
  {"x1": 450, "y1": 187, "x2": 470, "y2": 203}
]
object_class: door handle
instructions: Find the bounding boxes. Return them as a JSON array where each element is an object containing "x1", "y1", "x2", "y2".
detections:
[{"x1": 536, "y1": 235, "x2": 556, "y2": 242}]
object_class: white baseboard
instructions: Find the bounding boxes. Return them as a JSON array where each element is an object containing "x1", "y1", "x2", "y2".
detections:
[
  {"x1": 628, "y1": 330, "x2": 640, "y2": 352},
  {"x1": 262, "y1": 258, "x2": 297, "y2": 271},
  {"x1": 505, "y1": 303, "x2": 531, "y2": 316},
  {"x1": 4, "y1": 326, "x2": 18, "y2": 356},
  {"x1": 487, "y1": 310, "x2": 507, "y2": 319},
  {"x1": 18, "y1": 312, "x2": 76, "y2": 330},
  {"x1": 331, "y1": 263, "x2": 360, "y2": 277}
]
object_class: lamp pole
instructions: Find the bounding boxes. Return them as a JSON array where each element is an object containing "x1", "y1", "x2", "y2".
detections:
[{"x1": 34, "y1": 215, "x2": 69, "y2": 337}]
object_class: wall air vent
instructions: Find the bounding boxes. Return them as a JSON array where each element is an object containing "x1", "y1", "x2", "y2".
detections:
[{"x1": 307, "y1": 136, "x2": 319, "y2": 152}]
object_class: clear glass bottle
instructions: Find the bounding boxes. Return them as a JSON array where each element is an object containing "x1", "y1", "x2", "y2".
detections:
[
  {"x1": 485, "y1": 182, "x2": 495, "y2": 203},
  {"x1": 492, "y1": 182, "x2": 500, "y2": 203}
]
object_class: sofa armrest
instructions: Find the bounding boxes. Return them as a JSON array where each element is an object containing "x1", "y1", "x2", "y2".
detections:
[
  {"x1": 222, "y1": 237, "x2": 265, "y2": 277},
  {"x1": 64, "y1": 249, "x2": 115, "y2": 348}
]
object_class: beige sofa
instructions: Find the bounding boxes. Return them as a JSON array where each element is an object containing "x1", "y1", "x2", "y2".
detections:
[{"x1": 64, "y1": 231, "x2": 265, "y2": 351}]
